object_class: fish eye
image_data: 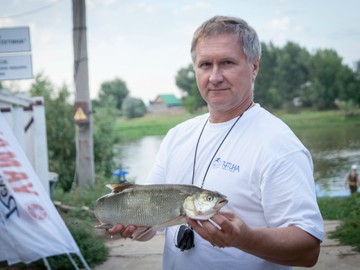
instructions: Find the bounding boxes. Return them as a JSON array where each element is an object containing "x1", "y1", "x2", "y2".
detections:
[{"x1": 206, "y1": 195, "x2": 213, "y2": 202}]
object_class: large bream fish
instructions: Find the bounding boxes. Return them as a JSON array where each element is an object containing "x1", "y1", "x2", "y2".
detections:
[{"x1": 94, "y1": 183, "x2": 228, "y2": 232}]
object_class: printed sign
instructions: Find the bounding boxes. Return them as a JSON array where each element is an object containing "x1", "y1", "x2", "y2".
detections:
[
  {"x1": 0, "y1": 27, "x2": 31, "y2": 53},
  {"x1": 73, "y1": 102, "x2": 89, "y2": 125},
  {"x1": 0, "y1": 54, "x2": 33, "y2": 80}
]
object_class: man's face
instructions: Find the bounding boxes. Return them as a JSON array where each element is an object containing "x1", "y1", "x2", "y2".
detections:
[{"x1": 193, "y1": 34, "x2": 259, "y2": 117}]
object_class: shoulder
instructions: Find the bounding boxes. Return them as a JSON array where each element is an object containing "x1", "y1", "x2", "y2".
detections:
[
  {"x1": 243, "y1": 104, "x2": 309, "y2": 158},
  {"x1": 166, "y1": 113, "x2": 209, "y2": 137},
  {"x1": 158, "y1": 113, "x2": 209, "y2": 150},
  {"x1": 246, "y1": 104, "x2": 291, "y2": 132}
]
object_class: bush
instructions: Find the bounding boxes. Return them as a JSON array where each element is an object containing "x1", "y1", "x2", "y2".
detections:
[
  {"x1": 122, "y1": 96, "x2": 147, "y2": 118},
  {"x1": 329, "y1": 193, "x2": 360, "y2": 252},
  {"x1": 337, "y1": 99, "x2": 359, "y2": 117}
]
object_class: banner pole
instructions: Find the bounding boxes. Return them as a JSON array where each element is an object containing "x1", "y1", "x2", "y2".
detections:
[
  {"x1": 76, "y1": 252, "x2": 91, "y2": 270},
  {"x1": 42, "y1": 257, "x2": 52, "y2": 270},
  {"x1": 66, "y1": 253, "x2": 80, "y2": 270}
]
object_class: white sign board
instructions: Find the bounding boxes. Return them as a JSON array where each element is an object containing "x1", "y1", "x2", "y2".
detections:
[
  {"x1": 0, "y1": 55, "x2": 33, "y2": 80},
  {"x1": 0, "y1": 27, "x2": 31, "y2": 53}
]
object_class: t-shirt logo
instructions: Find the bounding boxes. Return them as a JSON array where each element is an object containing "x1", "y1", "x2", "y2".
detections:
[{"x1": 212, "y1": 157, "x2": 240, "y2": 173}]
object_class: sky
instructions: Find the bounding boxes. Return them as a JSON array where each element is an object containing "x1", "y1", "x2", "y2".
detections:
[{"x1": 0, "y1": 0, "x2": 359, "y2": 104}]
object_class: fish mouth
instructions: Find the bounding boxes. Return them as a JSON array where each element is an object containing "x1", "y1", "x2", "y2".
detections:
[{"x1": 216, "y1": 197, "x2": 228, "y2": 209}]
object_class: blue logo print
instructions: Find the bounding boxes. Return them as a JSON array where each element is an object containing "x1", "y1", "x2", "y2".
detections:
[{"x1": 212, "y1": 157, "x2": 240, "y2": 173}]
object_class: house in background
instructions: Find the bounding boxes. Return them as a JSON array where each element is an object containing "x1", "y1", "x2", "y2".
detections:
[{"x1": 149, "y1": 94, "x2": 183, "y2": 113}]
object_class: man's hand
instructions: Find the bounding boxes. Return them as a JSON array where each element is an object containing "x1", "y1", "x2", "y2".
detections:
[{"x1": 108, "y1": 224, "x2": 156, "y2": 241}]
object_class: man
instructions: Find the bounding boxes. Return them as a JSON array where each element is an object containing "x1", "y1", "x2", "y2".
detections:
[
  {"x1": 110, "y1": 16, "x2": 324, "y2": 269},
  {"x1": 345, "y1": 164, "x2": 359, "y2": 195}
]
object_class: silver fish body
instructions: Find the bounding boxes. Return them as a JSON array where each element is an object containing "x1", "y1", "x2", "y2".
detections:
[{"x1": 94, "y1": 184, "x2": 227, "y2": 230}]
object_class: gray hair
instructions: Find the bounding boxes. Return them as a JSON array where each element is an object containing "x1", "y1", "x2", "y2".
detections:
[{"x1": 190, "y1": 16, "x2": 261, "y2": 63}]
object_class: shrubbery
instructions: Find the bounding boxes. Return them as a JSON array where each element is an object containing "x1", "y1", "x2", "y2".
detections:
[{"x1": 318, "y1": 193, "x2": 360, "y2": 252}]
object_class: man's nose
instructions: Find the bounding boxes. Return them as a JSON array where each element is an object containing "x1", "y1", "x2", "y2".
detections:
[{"x1": 209, "y1": 67, "x2": 223, "y2": 84}]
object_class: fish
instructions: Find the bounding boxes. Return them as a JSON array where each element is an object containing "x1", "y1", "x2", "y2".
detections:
[{"x1": 94, "y1": 183, "x2": 228, "y2": 234}]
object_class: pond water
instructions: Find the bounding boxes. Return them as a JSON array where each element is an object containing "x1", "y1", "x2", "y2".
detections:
[
  {"x1": 294, "y1": 126, "x2": 360, "y2": 197},
  {"x1": 114, "y1": 125, "x2": 360, "y2": 198}
]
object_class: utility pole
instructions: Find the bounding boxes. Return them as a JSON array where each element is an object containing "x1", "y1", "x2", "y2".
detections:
[{"x1": 72, "y1": 0, "x2": 95, "y2": 189}]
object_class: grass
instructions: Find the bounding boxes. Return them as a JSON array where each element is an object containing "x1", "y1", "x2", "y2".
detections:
[
  {"x1": 318, "y1": 194, "x2": 360, "y2": 252},
  {"x1": 113, "y1": 108, "x2": 360, "y2": 142},
  {"x1": 275, "y1": 109, "x2": 360, "y2": 129},
  {"x1": 113, "y1": 112, "x2": 196, "y2": 142}
]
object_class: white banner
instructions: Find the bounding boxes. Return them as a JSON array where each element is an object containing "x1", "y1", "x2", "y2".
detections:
[{"x1": 0, "y1": 113, "x2": 81, "y2": 265}]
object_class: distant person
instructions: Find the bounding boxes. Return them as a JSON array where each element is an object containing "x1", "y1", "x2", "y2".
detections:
[
  {"x1": 109, "y1": 15, "x2": 324, "y2": 269},
  {"x1": 345, "y1": 164, "x2": 359, "y2": 195}
]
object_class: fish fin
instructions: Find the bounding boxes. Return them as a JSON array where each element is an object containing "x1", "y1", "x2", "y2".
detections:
[
  {"x1": 95, "y1": 223, "x2": 113, "y2": 230},
  {"x1": 132, "y1": 226, "x2": 153, "y2": 240},
  {"x1": 106, "y1": 183, "x2": 134, "y2": 193},
  {"x1": 156, "y1": 215, "x2": 186, "y2": 228}
]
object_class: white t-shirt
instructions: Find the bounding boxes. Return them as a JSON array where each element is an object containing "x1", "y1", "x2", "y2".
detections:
[{"x1": 146, "y1": 104, "x2": 324, "y2": 270}]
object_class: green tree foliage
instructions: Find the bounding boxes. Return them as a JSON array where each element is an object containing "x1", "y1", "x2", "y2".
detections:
[
  {"x1": 122, "y1": 96, "x2": 147, "y2": 118},
  {"x1": 255, "y1": 42, "x2": 279, "y2": 106},
  {"x1": 97, "y1": 78, "x2": 129, "y2": 110},
  {"x1": 176, "y1": 42, "x2": 360, "y2": 111},
  {"x1": 308, "y1": 49, "x2": 346, "y2": 109},
  {"x1": 175, "y1": 63, "x2": 196, "y2": 95},
  {"x1": 275, "y1": 42, "x2": 311, "y2": 104},
  {"x1": 29, "y1": 73, "x2": 115, "y2": 192},
  {"x1": 30, "y1": 74, "x2": 76, "y2": 192},
  {"x1": 93, "y1": 100, "x2": 117, "y2": 173},
  {"x1": 175, "y1": 64, "x2": 206, "y2": 112}
]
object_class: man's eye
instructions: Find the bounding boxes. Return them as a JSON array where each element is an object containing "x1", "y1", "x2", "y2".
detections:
[
  {"x1": 199, "y1": 62, "x2": 211, "y2": 68},
  {"x1": 223, "y1": 60, "x2": 234, "y2": 65}
]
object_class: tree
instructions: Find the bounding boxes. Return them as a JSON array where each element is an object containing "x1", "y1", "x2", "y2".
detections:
[
  {"x1": 122, "y1": 96, "x2": 147, "y2": 118},
  {"x1": 274, "y1": 42, "x2": 311, "y2": 105},
  {"x1": 309, "y1": 49, "x2": 347, "y2": 109},
  {"x1": 28, "y1": 73, "x2": 116, "y2": 191},
  {"x1": 175, "y1": 64, "x2": 196, "y2": 95},
  {"x1": 254, "y1": 42, "x2": 280, "y2": 107},
  {"x1": 353, "y1": 61, "x2": 360, "y2": 105},
  {"x1": 30, "y1": 74, "x2": 76, "y2": 191},
  {"x1": 98, "y1": 78, "x2": 129, "y2": 110},
  {"x1": 93, "y1": 100, "x2": 117, "y2": 173},
  {"x1": 175, "y1": 64, "x2": 206, "y2": 112}
]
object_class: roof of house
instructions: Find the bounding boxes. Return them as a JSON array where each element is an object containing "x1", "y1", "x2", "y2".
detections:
[{"x1": 157, "y1": 94, "x2": 181, "y2": 106}]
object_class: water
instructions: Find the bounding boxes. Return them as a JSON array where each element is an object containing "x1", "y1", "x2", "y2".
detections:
[
  {"x1": 294, "y1": 126, "x2": 360, "y2": 197},
  {"x1": 115, "y1": 125, "x2": 360, "y2": 197},
  {"x1": 113, "y1": 136, "x2": 163, "y2": 184}
]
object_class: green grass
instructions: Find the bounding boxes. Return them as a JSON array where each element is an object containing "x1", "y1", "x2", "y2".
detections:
[
  {"x1": 113, "y1": 112, "x2": 194, "y2": 142},
  {"x1": 318, "y1": 194, "x2": 360, "y2": 252},
  {"x1": 275, "y1": 109, "x2": 360, "y2": 129},
  {"x1": 113, "y1": 109, "x2": 360, "y2": 142}
]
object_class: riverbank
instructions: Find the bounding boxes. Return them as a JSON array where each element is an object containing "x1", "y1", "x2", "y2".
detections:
[
  {"x1": 94, "y1": 220, "x2": 360, "y2": 270},
  {"x1": 113, "y1": 109, "x2": 360, "y2": 142}
]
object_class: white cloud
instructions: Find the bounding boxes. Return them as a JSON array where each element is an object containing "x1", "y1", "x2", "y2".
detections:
[
  {"x1": 129, "y1": 2, "x2": 157, "y2": 14},
  {"x1": 267, "y1": 16, "x2": 291, "y2": 31},
  {"x1": 180, "y1": 1, "x2": 210, "y2": 12},
  {"x1": 0, "y1": 18, "x2": 16, "y2": 27}
]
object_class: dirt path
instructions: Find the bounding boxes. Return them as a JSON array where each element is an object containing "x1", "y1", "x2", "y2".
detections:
[
  {"x1": 295, "y1": 220, "x2": 360, "y2": 270},
  {"x1": 94, "y1": 220, "x2": 360, "y2": 270}
]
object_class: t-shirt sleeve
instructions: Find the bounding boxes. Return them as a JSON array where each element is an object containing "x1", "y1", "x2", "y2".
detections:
[{"x1": 260, "y1": 149, "x2": 324, "y2": 242}]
